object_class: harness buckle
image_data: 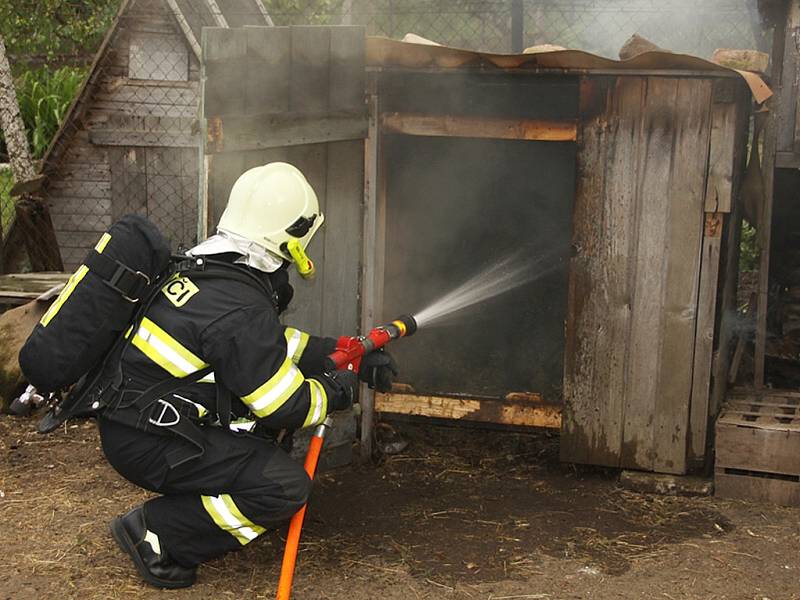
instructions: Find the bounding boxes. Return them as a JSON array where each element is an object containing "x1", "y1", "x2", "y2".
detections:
[
  {"x1": 104, "y1": 262, "x2": 151, "y2": 302},
  {"x1": 148, "y1": 398, "x2": 180, "y2": 427}
]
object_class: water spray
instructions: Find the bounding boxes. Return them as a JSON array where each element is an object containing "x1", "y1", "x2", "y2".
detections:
[
  {"x1": 277, "y1": 251, "x2": 563, "y2": 598},
  {"x1": 414, "y1": 248, "x2": 565, "y2": 329}
]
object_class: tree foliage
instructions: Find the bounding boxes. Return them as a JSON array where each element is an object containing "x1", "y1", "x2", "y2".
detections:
[{"x1": 0, "y1": 0, "x2": 119, "y2": 61}]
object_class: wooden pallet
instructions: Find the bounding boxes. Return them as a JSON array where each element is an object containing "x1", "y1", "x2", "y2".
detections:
[
  {"x1": 715, "y1": 388, "x2": 800, "y2": 506},
  {"x1": 0, "y1": 272, "x2": 69, "y2": 306}
]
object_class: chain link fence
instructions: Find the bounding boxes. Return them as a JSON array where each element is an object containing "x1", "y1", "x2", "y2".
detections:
[
  {"x1": 2, "y1": 0, "x2": 766, "y2": 273},
  {"x1": 267, "y1": 0, "x2": 766, "y2": 56},
  {"x1": 0, "y1": 164, "x2": 14, "y2": 252}
]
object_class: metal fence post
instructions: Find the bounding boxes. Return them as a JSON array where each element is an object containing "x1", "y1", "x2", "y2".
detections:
[{"x1": 511, "y1": 0, "x2": 524, "y2": 53}]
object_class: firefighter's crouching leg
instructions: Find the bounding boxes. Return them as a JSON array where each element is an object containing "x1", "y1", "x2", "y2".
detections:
[{"x1": 99, "y1": 418, "x2": 311, "y2": 581}]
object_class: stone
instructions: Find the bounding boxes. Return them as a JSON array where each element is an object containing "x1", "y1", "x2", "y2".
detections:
[
  {"x1": 619, "y1": 34, "x2": 667, "y2": 60},
  {"x1": 0, "y1": 300, "x2": 47, "y2": 411},
  {"x1": 711, "y1": 48, "x2": 770, "y2": 74},
  {"x1": 524, "y1": 44, "x2": 566, "y2": 54},
  {"x1": 619, "y1": 470, "x2": 714, "y2": 497}
]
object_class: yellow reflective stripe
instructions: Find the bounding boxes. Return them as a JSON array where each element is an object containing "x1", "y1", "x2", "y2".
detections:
[
  {"x1": 221, "y1": 495, "x2": 266, "y2": 537},
  {"x1": 201, "y1": 494, "x2": 264, "y2": 545},
  {"x1": 40, "y1": 231, "x2": 111, "y2": 328},
  {"x1": 229, "y1": 418, "x2": 256, "y2": 433},
  {"x1": 303, "y1": 379, "x2": 328, "y2": 428},
  {"x1": 173, "y1": 394, "x2": 208, "y2": 418},
  {"x1": 40, "y1": 265, "x2": 89, "y2": 327},
  {"x1": 131, "y1": 317, "x2": 208, "y2": 377},
  {"x1": 283, "y1": 328, "x2": 310, "y2": 363},
  {"x1": 242, "y1": 358, "x2": 304, "y2": 418},
  {"x1": 94, "y1": 232, "x2": 111, "y2": 252}
]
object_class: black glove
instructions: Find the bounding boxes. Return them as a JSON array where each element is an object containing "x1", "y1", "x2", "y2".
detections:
[
  {"x1": 323, "y1": 369, "x2": 360, "y2": 412},
  {"x1": 358, "y1": 349, "x2": 398, "y2": 393}
]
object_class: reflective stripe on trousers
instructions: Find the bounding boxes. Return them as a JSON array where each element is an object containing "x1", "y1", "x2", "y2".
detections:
[{"x1": 201, "y1": 494, "x2": 266, "y2": 545}]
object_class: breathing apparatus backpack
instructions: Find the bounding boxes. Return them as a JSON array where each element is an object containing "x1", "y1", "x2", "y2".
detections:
[
  {"x1": 21, "y1": 215, "x2": 171, "y2": 392},
  {"x1": 19, "y1": 215, "x2": 172, "y2": 432},
  {"x1": 20, "y1": 215, "x2": 279, "y2": 440}
]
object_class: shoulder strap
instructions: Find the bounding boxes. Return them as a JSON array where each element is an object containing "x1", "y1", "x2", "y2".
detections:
[
  {"x1": 123, "y1": 365, "x2": 214, "y2": 414},
  {"x1": 85, "y1": 250, "x2": 152, "y2": 302}
]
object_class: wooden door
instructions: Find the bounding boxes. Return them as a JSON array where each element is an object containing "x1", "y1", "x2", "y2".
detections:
[
  {"x1": 201, "y1": 25, "x2": 366, "y2": 337},
  {"x1": 561, "y1": 76, "x2": 748, "y2": 474}
]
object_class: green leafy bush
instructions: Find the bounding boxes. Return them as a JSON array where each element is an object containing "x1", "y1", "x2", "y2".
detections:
[
  {"x1": 1, "y1": 0, "x2": 118, "y2": 60},
  {"x1": 740, "y1": 220, "x2": 759, "y2": 272},
  {"x1": 0, "y1": 66, "x2": 85, "y2": 160}
]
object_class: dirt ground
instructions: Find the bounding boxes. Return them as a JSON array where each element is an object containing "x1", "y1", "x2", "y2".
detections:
[{"x1": 1, "y1": 416, "x2": 799, "y2": 600}]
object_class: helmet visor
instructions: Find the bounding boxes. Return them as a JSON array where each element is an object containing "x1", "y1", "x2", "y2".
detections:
[{"x1": 286, "y1": 214, "x2": 318, "y2": 238}]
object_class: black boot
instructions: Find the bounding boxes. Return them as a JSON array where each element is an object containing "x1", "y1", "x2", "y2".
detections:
[{"x1": 110, "y1": 506, "x2": 197, "y2": 589}]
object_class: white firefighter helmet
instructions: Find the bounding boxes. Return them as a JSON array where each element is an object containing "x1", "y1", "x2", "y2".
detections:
[{"x1": 218, "y1": 162, "x2": 324, "y2": 277}]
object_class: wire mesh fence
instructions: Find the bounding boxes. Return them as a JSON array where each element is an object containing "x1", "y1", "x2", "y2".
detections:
[
  {"x1": 263, "y1": 0, "x2": 766, "y2": 57},
  {"x1": 2, "y1": 0, "x2": 767, "y2": 273},
  {"x1": 0, "y1": 164, "x2": 14, "y2": 243}
]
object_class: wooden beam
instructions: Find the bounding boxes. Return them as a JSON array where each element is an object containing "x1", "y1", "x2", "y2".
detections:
[
  {"x1": 775, "y1": 151, "x2": 800, "y2": 169},
  {"x1": 380, "y1": 112, "x2": 577, "y2": 142},
  {"x1": 375, "y1": 392, "x2": 562, "y2": 429},
  {"x1": 205, "y1": 112, "x2": 367, "y2": 154},
  {"x1": 205, "y1": 0, "x2": 229, "y2": 27},
  {"x1": 165, "y1": 0, "x2": 201, "y2": 61},
  {"x1": 360, "y1": 74, "x2": 381, "y2": 461},
  {"x1": 0, "y1": 272, "x2": 69, "y2": 305},
  {"x1": 688, "y1": 212, "x2": 723, "y2": 464},
  {"x1": 89, "y1": 129, "x2": 198, "y2": 147},
  {"x1": 755, "y1": 5, "x2": 787, "y2": 387},
  {"x1": 252, "y1": 0, "x2": 275, "y2": 26},
  {"x1": 704, "y1": 93, "x2": 739, "y2": 213}
]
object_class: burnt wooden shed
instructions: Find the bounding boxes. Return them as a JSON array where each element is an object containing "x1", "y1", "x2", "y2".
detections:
[
  {"x1": 202, "y1": 28, "x2": 765, "y2": 474},
  {"x1": 36, "y1": 0, "x2": 273, "y2": 271}
]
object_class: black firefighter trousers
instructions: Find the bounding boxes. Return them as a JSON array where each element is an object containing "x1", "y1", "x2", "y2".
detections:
[{"x1": 98, "y1": 418, "x2": 311, "y2": 567}]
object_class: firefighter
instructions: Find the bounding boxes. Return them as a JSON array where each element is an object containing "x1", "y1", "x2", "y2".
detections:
[{"x1": 99, "y1": 162, "x2": 396, "y2": 588}]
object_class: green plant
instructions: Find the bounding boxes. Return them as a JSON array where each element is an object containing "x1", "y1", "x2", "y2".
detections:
[
  {"x1": 0, "y1": 168, "x2": 15, "y2": 239},
  {"x1": 0, "y1": 0, "x2": 119, "y2": 61},
  {"x1": 740, "y1": 219, "x2": 759, "y2": 272},
  {"x1": 0, "y1": 66, "x2": 85, "y2": 160}
]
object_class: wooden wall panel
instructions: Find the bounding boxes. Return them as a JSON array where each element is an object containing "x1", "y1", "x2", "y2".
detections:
[
  {"x1": 203, "y1": 26, "x2": 366, "y2": 156},
  {"x1": 329, "y1": 27, "x2": 365, "y2": 112},
  {"x1": 563, "y1": 76, "x2": 644, "y2": 468},
  {"x1": 321, "y1": 140, "x2": 363, "y2": 338},
  {"x1": 290, "y1": 26, "x2": 331, "y2": 114},
  {"x1": 245, "y1": 26, "x2": 290, "y2": 114},
  {"x1": 563, "y1": 75, "x2": 726, "y2": 474},
  {"x1": 620, "y1": 78, "x2": 677, "y2": 470},
  {"x1": 203, "y1": 27, "x2": 247, "y2": 118},
  {"x1": 650, "y1": 78, "x2": 712, "y2": 474},
  {"x1": 285, "y1": 143, "x2": 328, "y2": 334},
  {"x1": 203, "y1": 26, "x2": 366, "y2": 347}
]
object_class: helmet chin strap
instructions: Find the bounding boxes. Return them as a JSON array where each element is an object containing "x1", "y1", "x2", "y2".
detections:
[{"x1": 285, "y1": 238, "x2": 316, "y2": 279}]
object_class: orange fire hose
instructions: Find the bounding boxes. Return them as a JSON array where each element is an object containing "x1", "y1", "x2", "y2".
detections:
[
  {"x1": 276, "y1": 417, "x2": 332, "y2": 600},
  {"x1": 275, "y1": 315, "x2": 417, "y2": 599}
]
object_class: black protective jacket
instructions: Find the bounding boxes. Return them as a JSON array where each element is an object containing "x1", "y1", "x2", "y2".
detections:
[{"x1": 115, "y1": 260, "x2": 337, "y2": 431}]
